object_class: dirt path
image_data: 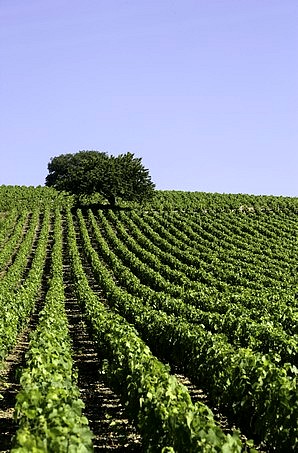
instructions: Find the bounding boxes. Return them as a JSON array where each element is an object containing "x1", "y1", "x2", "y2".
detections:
[
  {"x1": 0, "y1": 329, "x2": 29, "y2": 452},
  {"x1": 62, "y1": 219, "x2": 142, "y2": 451}
]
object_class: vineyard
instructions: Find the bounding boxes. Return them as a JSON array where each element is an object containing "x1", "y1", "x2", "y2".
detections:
[{"x1": 0, "y1": 186, "x2": 297, "y2": 452}]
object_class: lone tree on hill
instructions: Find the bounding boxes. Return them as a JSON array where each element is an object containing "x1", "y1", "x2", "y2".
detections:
[{"x1": 45, "y1": 150, "x2": 155, "y2": 206}]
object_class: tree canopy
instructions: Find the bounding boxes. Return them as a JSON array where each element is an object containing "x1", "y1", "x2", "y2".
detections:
[{"x1": 45, "y1": 151, "x2": 155, "y2": 206}]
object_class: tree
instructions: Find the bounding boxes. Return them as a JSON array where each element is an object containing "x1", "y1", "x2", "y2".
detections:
[{"x1": 45, "y1": 150, "x2": 155, "y2": 206}]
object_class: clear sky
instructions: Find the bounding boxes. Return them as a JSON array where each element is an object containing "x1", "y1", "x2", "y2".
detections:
[{"x1": 1, "y1": 0, "x2": 297, "y2": 196}]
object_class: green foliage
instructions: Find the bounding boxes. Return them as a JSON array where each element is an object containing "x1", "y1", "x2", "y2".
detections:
[
  {"x1": 12, "y1": 208, "x2": 93, "y2": 452},
  {"x1": 67, "y1": 206, "x2": 243, "y2": 452},
  {"x1": 3, "y1": 187, "x2": 298, "y2": 451},
  {"x1": 45, "y1": 150, "x2": 155, "y2": 205},
  {"x1": 0, "y1": 208, "x2": 50, "y2": 365},
  {"x1": 76, "y1": 207, "x2": 298, "y2": 451},
  {"x1": 0, "y1": 185, "x2": 65, "y2": 211}
]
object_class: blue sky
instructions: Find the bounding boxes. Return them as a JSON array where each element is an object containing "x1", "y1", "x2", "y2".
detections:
[{"x1": 1, "y1": 0, "x2": 297, "y2": 195}]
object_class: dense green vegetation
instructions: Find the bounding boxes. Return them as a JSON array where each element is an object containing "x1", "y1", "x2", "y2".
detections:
[
  {"x1": 45, "y1": 151, "x2": 155, "y2": 206},
  {"x1": 0, "y1": 185, "x2": 297, "y2": 452}
]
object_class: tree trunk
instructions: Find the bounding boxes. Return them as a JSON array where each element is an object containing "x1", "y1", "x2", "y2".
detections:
[{"x1": 107, "y1": 194, "x2": 116, "y2": 207}]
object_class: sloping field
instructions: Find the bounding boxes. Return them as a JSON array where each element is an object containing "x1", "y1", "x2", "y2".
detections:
[{"x1": 0, "y1": 186, "x2": 297, "y2": 452}]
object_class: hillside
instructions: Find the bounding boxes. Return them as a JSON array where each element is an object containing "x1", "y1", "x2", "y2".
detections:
[{"x1": 0, "y1": 186, "x2": 297, "y2": 452}]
